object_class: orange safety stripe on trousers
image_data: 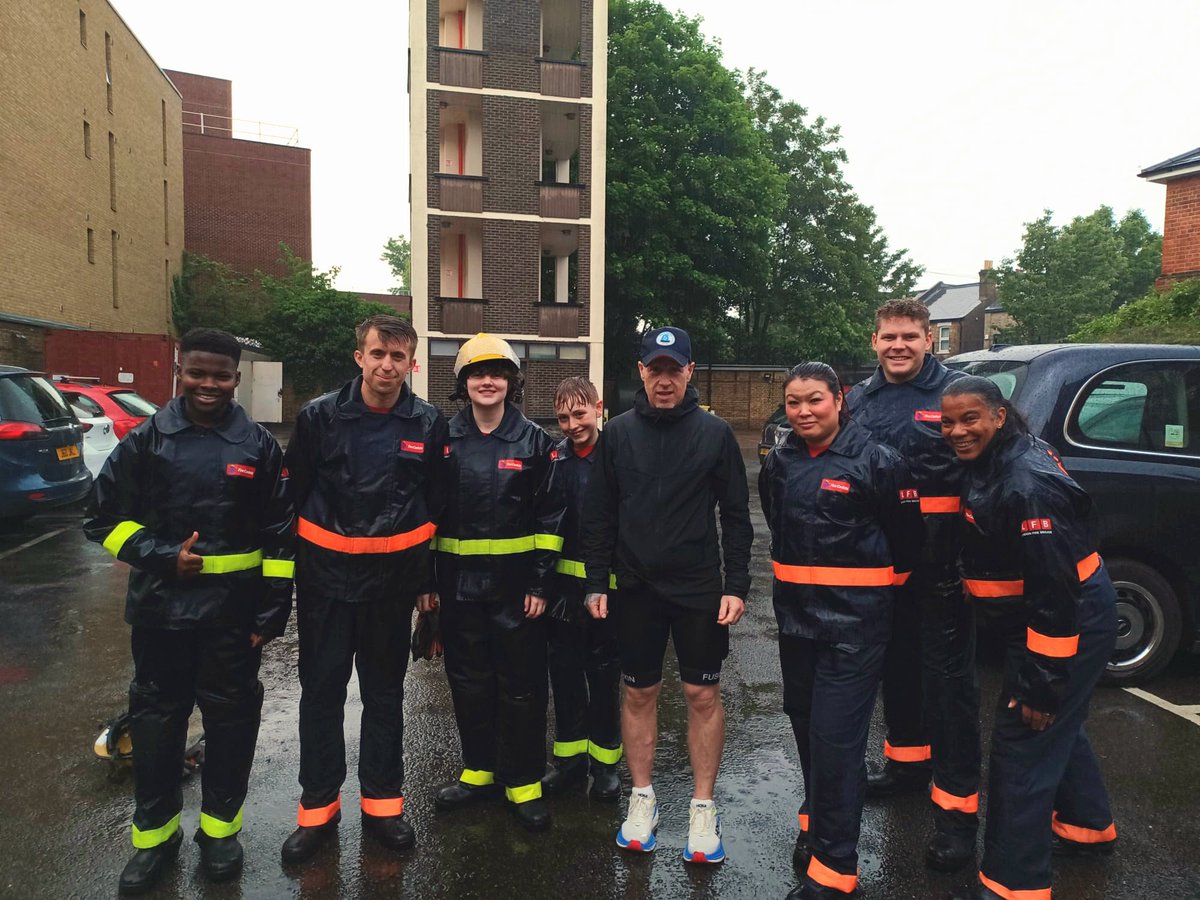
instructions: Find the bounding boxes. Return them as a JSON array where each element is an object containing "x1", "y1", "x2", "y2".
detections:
[
  {"x1": 807, "y1": 856, "x2": 858, "y2": 893},
  {"x1": 1027, "y1": 627, "x2": 1079, "y2": 658},
  {"x1": 963, "y1": 577, "x2": 1025, "y2": 598},
  {"x1": 1051, "y1": 811, "x2": 1116, "y2": 843},
  {"x1": 361, "y1": 795, "x2": 404, "y2": 818},
  {"x1": 920, "y1": 496, "x2": 962, "y2": 514},
  {"x1": 298, "y1": 517, "x2": 436, "y2": 554},
  {"x1": 884, "y1": 740, "x2": 931, "y2": 763},
  {"x1": 297, "y1": 796, "x2": 341, "y2": 827},
  {"x1": 798, "y1": 813, "x2": 809, "y2": 832},
  {"x1": 979, "y1": 871, "x2": 1051, "y2": 900},
  {"x1": 1076, "y1": 552, "x2": 1101, "y2": 582},
  {"x1": 931, "y1": 782, "x2": 979, "y2": 814},
  {"x1": 773, "y1": 561, "x2": 900, "y2": 587}
]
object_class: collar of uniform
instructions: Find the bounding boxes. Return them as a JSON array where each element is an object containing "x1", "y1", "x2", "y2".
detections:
[
  {"x1": 782, "y1": 417, "x2": 868, "y2": 457},
  {"x1": 555, "y1": 435, "x2": 595, "y2": 460},
  {"x1": 335, "y1": 376, "x2": 415, "y2": 419},
  {"x1": 633, "y1": 385, "x2": 700, "y2": 422},
  {"x1": 973, "y1": 428, "x2": 1032, "y2": 478},
  {"x1": 448, "y1": 401, "x2": 526, "y2": 441},
  {"x1": 863, "y1": 354, "x2": 943, "y2": 395},
  {"x1": 153, "y1": 396, "x2": 253, "y2": 442}
]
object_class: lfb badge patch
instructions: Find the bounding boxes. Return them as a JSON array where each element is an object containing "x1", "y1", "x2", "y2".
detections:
[{"x1": 656, "y1": 331, "x2": 676, "y2": 346}]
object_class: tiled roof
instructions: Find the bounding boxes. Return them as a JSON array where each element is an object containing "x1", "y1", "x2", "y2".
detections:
[
  {"x1": 1139, "y1": 147, "x2": 1200, "y2": 181},
  {"x1": 917, "y1": 282, "x2": 983, "y2": 322}
]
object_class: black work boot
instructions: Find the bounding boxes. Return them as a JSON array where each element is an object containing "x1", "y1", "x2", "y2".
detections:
[
  {"x1": 434, "y1": 780, "x2": 501, "y2": 811},
  {"x1": 540, "y1": 755, "x2": 588, "y2": 795},
  {"x1": 194, "y1": 830, "x2": 244, "y2": 882},
  {"x1": 509, "y1": 797, "x2": 552, "y2": 832},
  {"x1": 281, "y1": 811, "x2": 341, "y2": 864},
  {"x1": 786, "y1": 879, "x2": 856, "y2": 899},
  {"x1": 925, "y1": 830, "x2": 975, "y2": 872},
  {"x1": 1051, "y1": 834, "x2": 1116, "y2": 857},
  {"x1": 118, "y1": 828, "x2": 182, "y2": 896},
  {"x1": 588, "y1": 761, "x2": 621, "y2": 802},
  {"x1": 792, "y1": 831, "x2": 811, "y2": 869},
  {"x1": 361, "y1": 813, "x2": 416, "y2": 852},
  {"x1": 865, "y1": 761, "x2": 931, "y2": 799}
]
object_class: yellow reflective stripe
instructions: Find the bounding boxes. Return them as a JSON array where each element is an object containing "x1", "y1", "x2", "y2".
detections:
[
  {"x1": 556, "y1": 558, "x2": 587, "y2": 578},
  {"x1": 262, "y1": 558, "x2": 295, "y2": 579},
  {"x1": 535, "y1": 533, "x2": 564, "y2": 552},
  {"x1": 460, "y1": 768, "x2": 495, "y2": 786},
  {"x1": 199, "y1": 807, "x2": 243, "y2": 839},
  {"x1": 505, "y1": 782, "x2": 543, "y2": 804},
  {"x1": 588, "y1": 741, "x2": 624, "y2": 765},
  {"x1": 434, "y1": 536, "x2": 532, "y2": 555},
  {"x1": 553, "y1": 738, "x2": 589, "y2": 758},
  {"x1": 609, "y1": 573, "x2": 618, "y2": 591},
  {"x1": 103, "y1": 520, "x2": 145, "y2": 557},
  {"x1": 199, "y1": 550, "x2": 263, "y2": 575},
  {"x1": 131, "y1": 812, "x2": 181, "y2": 849}
]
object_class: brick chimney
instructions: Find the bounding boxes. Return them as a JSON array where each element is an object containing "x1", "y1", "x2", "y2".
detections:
[{"x1": 979, "y1": 259, "x2": 997, "y2": 305}]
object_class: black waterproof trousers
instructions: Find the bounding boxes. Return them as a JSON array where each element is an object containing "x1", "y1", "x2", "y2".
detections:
[
  {"x1": 878, "y1": 582, "x2": 930, "y2": 770},
  {"x1": 296, "y1": 592, "x2": 415, "y2": 822},
  {"x1": 781, "y1": 635, "x2": 886, "y2": 895},
  {"x1": 977, "y1": 571, "x2": 1117, "y2": 898},
  {"x1": 129, "y1": 626, "x2": 263, "y2": 846},
  {"x1": 441, "y1": 595, "x2": 548, "y2": 796},
  {"x1": 547, "y1": 611, "x2": 622, "y2": 766}
]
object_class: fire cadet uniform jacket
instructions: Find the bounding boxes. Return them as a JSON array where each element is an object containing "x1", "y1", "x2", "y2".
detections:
[
  {"x1": 434, "y1": 402, "x2": 565, "y2": 602},
  {"x1": 759, "y1": 418, "x2": 925, "y2": 644},
  {"x1": 548, "y1": 438, "x2": 612, "y2": 623},
  {"x1": 580, "y1": 386, "x2": 752, "y2": 608},
  {"x1": 286, "y1": 377, "x2": 449, "y2": 602},
  {"x1": 84, "y1": 398, "x2": 294, "y2": 637},
  {"x1": 845, "y1": 355, "x2": 966, "y2": 564},
  {"x1": 958, "y1": 433, "x2": 1104, "y2": 714}
]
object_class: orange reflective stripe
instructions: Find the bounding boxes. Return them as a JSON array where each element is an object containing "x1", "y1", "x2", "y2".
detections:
[
  {"x1": 1027, "y1": 627, "x2": 1079, "y2": 658},
  {"x1": 931, "y1": 782, "x2": 979, "y2": 813},
  {"x1": 773, "y1": 561, "x2": 897, "y2": 587},
  {"x1": 1076, "y1": 552, "x2": 1100, "y2": 582},
  {"x1": 963, "y1": 577, "x2": 1025, "y2": 598},
  {"x1": 979, "y1": 871, "x2": 1051, "y2": 900},
  {"x1": 893, "y1": 570, "x2": 911, "y2": 586},
  {"x1": 807, "y1": 856, "x2": 858, "y2": 893},
  {"x1": 361, "y1": 796, "x2": 404, "y2": 818},
  {"x1": 798, "y1": 813, "x2": 809, "y2": 832},
  {"x1": 1051, "y1": 812, "x2": 1116, "y2": 844},
  {"x1": 297, "y1": 796, "x2": 341, "y2": 827},
  {"x1": 920, "y1": 496, "x2": 961, "y2": 514},
  {"x1": 298, "y1": 517, "x2": 436, "y2": 554},
  {"x1": 883, "y1": 740, "x2": 932, "y2": 763}
]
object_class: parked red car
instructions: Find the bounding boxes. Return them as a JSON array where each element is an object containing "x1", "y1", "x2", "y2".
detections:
[{"x1": 51, "y1": 377, "x2": 159, "y2": 440}]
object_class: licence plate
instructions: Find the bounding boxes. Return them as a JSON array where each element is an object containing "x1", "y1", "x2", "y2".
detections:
[{"x1": 56, "y1": 444, "x2": 81, "y2": 461}]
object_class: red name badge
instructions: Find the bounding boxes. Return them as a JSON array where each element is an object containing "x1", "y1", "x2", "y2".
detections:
[
  {"x1": 443, "y1": 445, "x2": 452, "y2": 457},
  {"x1": 820, "y1": 478, "x2": 850, "y2": 493},
  {"x1": 913, "y1": 410, "x2": 942, "y2": 422},
  {"x1": 549, "y1": 450, "x2": 559, "y2": 461},
  {"x1": 498, "y1": 459, "x2": 524, "y2": 471},
  {"x1": 899, "y1": 488, "x2": 919, "y2": 501},
  {"x1": 401, "y1": 440, "x2": 425, "y2": 454},
  {"x1": 226, "y1": 463, "x2": 256, "y2": 478},
  {"x1": 964, "y1": 508, "x2": 976, "y2": 524},
  {"x1": 280, "y1": 467, "x2": 290, "y2": 478}
]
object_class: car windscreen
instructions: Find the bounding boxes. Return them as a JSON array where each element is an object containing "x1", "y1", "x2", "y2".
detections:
[
  {"x1": 944, "y1": 359, "x2": 1029, "y2": 401},
  {"x1": 0, "y1": 374, "x2": 75, "y2": 425},
  {"x1": 110, "y1": 391, "x2": 158, "y2": 416}
]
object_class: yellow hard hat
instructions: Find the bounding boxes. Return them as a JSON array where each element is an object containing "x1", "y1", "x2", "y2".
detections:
[{"x1": 453, "y1": 333, "x2": 520, "y2": 377}]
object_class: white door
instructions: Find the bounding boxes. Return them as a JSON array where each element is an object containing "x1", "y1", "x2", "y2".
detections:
[{"x1": 251, "y1": 361, "x2": 283, "y2": 423}]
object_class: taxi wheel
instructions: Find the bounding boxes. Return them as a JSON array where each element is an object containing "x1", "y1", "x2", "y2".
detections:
[{"x1": 1102, "y1": 558, "x2": 1182, "y2": 686}]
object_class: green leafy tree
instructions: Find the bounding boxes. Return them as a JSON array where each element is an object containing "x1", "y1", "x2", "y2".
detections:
[
  {"x1": 381, "y1": 235, "x2": 412, "y2": 295},
  {"x1": 171, "y1": 252, "x2": 270, "y2": 337},
  {"x1": 997, "y1": 207, "x2": 1162, "y2": 343},
  {"x1": 1070, "y1": 278, "x2": 1200, "y2": 344}
]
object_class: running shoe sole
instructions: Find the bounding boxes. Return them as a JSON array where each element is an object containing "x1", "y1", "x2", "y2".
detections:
[{"x1": 615, "y1": 807, "x2": 659, "y2": 853}]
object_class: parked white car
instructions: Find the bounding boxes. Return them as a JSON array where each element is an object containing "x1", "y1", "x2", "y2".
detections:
[{"x1": 66, "y1": 396, "x2": 118, "y2": 479}]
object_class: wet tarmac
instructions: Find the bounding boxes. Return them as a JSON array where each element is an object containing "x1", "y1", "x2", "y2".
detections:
[{"x1": 1, "y1": 443, "x2": 1198, "y2": 899}]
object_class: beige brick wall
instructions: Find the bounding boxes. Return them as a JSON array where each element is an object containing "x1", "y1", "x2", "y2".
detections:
[{"x1": 0, "y1": 0, "x2": 184, "y2": 337}]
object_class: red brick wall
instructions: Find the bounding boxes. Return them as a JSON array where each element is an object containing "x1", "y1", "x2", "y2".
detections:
[
  {"x1": 164, "y1": 70, "x2": 232, "y2": 133},
  {"x1": 182, "y1": 131, "x2": 311, "y2": 276},
  {"x1": 482, "y1": 220, "x2": 540, "y2": 331},
  {"x1": 481, "y1": 0, "x2": 540, "y2": 93},
  {"x1": 1161, "y1": 174, "x2": 1200, "y2": 280},
  {"x1": 482, "y1": 95, "x2": 540, "y2": 215},
  {"x1": 0, "y1": 323, "x2": 47, "y2": 371},
  {"x1": 43, "y1": 330, "x2": 176, "y2": 405},
  {"x1": 357, "y1": 292, "x2": 412, "y2": 317}
]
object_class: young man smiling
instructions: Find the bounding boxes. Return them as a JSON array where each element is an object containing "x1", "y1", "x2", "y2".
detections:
[
  {"x1": 86, "y1": 328, "x2": 295, "y2": 894},
  {"x1": 282, "y1": 314, "x2": 448, "y2": 862}
]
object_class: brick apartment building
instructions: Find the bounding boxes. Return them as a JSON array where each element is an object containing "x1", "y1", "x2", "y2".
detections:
[
  {"x1": 1139, "y1": 147, "x2": 1200, "y2": 289},
  {"x1": 0, "y1": 0, "x2": 184, "y2": 371},
  {"x1": 163, "y1": 70, "x2": 311, "y2": 278},
  {"x1": 407, "y1": 0, "x2": 608, "y2": 419},
  {"x1": 916, "y1": 262, "x2": 997, "y2": 358}
]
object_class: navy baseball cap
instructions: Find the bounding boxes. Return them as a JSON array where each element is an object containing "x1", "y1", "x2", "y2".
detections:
[{"x1": 640, "y1": 326, "x2": 692, "y2": 366}]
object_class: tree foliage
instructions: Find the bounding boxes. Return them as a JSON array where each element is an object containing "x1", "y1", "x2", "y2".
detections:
[
  {"x1": 996, "y1": 207, "x2": 1162, "y2": 343},
  {"x1": 1070, "y1": 278, "x2": 1200, "y2": 344},
  {"x1": 171, "y1": 252, "x2": 270, "y2": 338},
  {"x1": 381, "y1": 235, "x2": 412, "y2": 295}
]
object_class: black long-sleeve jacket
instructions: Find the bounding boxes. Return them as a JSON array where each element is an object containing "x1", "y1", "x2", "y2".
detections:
[
  {"x1": 285, "y1": 378, "x2": 449, "y2": 603},
  {"x1": 84, "y1": 398, "x2": 294, "y2": 637},
  {"x1": 845, "y1": 355, "x2": 965, "y2": 565},
  {"x1": 434, "y1": 403, "x2": 565, "y2": 602},
  {"x1": 580, "y1": 387, "x2": 752, "y2": 608},
  {"x1": 958, "y1": 433, "x2": 1105, "y2": 714},
  {"x1": 759, "y1": 418, "x2": 925, "y2": 644},
  {"x1": 547, "y1": 438, "x2": 615, "y2": 622}
]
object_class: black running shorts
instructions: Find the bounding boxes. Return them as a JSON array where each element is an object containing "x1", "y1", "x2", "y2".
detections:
[{"x1": 616, "y1": 582, "x2": 729, "y2": 687}]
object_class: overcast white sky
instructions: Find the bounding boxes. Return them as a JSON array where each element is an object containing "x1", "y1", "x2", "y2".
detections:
[{"x1": 112, "y1": 0, "x2": 1199, "y2": 293}]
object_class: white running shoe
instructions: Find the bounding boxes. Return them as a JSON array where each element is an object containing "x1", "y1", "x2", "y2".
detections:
[
  {"x1": 683, "y1": 799, "x2": 726, "y2": 864},
  {"x1": 616, "y1": 790, "x2": 659, "y2": 852}
]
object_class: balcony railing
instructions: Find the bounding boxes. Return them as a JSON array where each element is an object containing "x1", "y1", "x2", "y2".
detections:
[
  {"x1": 437, "y1": 174, "x2": 486, "y2": 213},
  {"x1": 439, "y1": 47, "x2": 485, "y2": 89},
  {"x1": 537, "y1": 182, "x2": 583, "y2": 219},
  {"x1": 538, "y1": 302, "x2": 579, "y2": 338},
  {"x1": 440, "y1": 297, "x2": 485, "y2": 334},
  {"x1": 537, "y1": 58, "x2": 582, "y2": 98}
]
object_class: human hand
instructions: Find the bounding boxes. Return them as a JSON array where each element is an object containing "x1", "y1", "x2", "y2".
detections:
[
  {"x1": 717, "y1": 594, "x2": 745, "y2": 626},
  {"x1": 250, "y1": 633, "x2": 268, "y2": 648},
  {"x1": 176, "y1": 532, "x2": 203, "y2": 578},
  {"x1": 1008, "y1": 697, "x2": 1055, "y2": 731},
  {"x1": 585, "y1": 593, "x2": 608, "y2": 619},
  {"x1": 417, "y1": 592, "x2": 440, "y2": 613},
  {"x1": 525, "y1": 593, "x2": 546, "y2": 619}
]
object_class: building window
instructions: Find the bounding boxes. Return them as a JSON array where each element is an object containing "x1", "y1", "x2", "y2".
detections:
[
  {"x1": 163, "y1": 180, "x2": 169, "y2": 244},
  {"x1": 438, "y1": 0, "x2": 482, "y2": 51},
  {"x1": 161, "y1": 100, "x2": 168, "y2": 165},
  {"x1": 559, "y1": 344, "x2": 586, "y2": 361},
  {"x1": 528, "y1": 344, "x2": 557, "y2": 361},
  {"x1": 83, "y1": 120, "x2": 91, "y2": 158},
  {"x1": 86, "y1": 228, "x2": 95, "y2": 263},
  {"x1": 108, "y1": 132, "x2": 117, "y2": 210},
  {"x1": 430, "y1": 339, "x2": 460, "y2": 356},
  {"x1": 938, "y1": 324, "x2": 951, "y2": 354},
  {"x1": 79, "y1": 10, "x2": 87, "y2": 47},
  {"x1": 165, "y1": 259, "x2": 172, "y2": 312},
  {"x1": 104, "y1": 32, "x2": 113, "y2": 112},
  {"x1": 110, "y1": 231, "x2": 119, "y2": 308}
]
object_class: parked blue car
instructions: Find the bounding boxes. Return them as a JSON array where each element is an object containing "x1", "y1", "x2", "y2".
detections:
[{"x1": 0, "y1": 365, "x2": 92, "y2": 525}]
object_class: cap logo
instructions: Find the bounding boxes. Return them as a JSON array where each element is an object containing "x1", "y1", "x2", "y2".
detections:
[{"x1": 656, "y1": 331, "x2": 676, "y2": 346}]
